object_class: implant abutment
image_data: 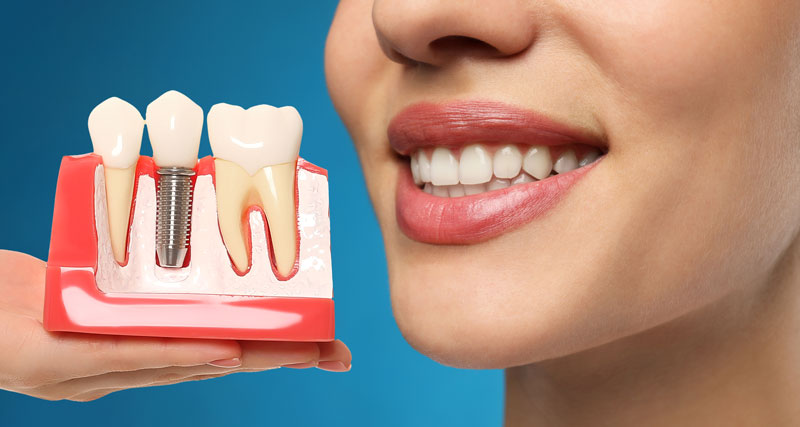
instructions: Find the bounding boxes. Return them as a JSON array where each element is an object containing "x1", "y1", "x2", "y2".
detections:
[{"x1": 155, "y1": 167, "x2": 195, "y2": 268}]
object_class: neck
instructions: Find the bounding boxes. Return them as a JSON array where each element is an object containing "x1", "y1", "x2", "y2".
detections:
[{"x1": 505, "y1": 240, "x2": 800, "y2": 427}]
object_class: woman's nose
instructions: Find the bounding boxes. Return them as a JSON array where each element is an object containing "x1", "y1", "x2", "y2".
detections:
[{"x1": 372, "y1": 0, "x2": 537, "y2": 67}]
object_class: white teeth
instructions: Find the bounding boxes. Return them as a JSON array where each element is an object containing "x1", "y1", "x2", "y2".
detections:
[
  {"x1": 553, "y1": 149, "x2": 578, "y2": 174},
  {"x1": 493, "y1": 145, "x2": 522, "y2": 179},
  {"x1": 459, "y1": 144, "x2": 492, "y2": 185},
  {"x1": 579, "y1": 149, "x2": 601, "y2": 167},
  {"x1": 463, "y1": 183, "x2": 486, "y2": 196},
  {"x1": 208, "y1": 103, "x2": 303, "y2": 277},
  {"x1": 522, "y1": 145, "x2": 553, "y2": 180},
  {"x1": 430, "y1": 147, "x2": 459, "y2": 185},
  {"x1": 511, "y1": 172, "x2": 535, "y2": 185},
  {"x1": 448, "y1": 184, "x2": 466, "y2": 197},
  {"x1": 88, "y1": 97, "x2": 144, "y2": 264},
  {"x1": 145, "y1": 90, "x2": 203, "y2": 169},
  {"x1": 415, "y1": 144, "x2": 602, "y2": 197},
  {"x1": 487, "y1": 177, "x2": 510, "y2": 191},
  {"x1": 418, "y1": 150, "x2": 432, "y2": 183},
  {"x1": 410, "y1": 154, "x2": 422, "y2": 185}
]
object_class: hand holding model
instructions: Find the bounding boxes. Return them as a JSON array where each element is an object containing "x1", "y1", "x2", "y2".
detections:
[
  {"x1": 0, "y1": 250, "x2": 350, "y2": 401},
  {"x1": 0, "y1": 90, "x2": 349, "y2": 401}
]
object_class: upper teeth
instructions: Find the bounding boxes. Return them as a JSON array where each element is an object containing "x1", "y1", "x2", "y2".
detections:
[
  {"x1": 208, "y1": 103, "x2": 303, "y2": 277},
  {"x1": 412, "y1": 145, "x2": 602, "y2": 196},
  {"x1": 88, "y1": 96, "x2": 144, "y2": 264}
]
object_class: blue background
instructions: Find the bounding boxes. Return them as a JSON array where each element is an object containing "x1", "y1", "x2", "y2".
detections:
[{"x1": 0, "y1": 1, "x2": 502, "y2": 426}]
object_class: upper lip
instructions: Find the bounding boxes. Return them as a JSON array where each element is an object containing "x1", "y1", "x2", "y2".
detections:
[{"x1": 387, "y1": 100, "x2": 605, "y2": 155}]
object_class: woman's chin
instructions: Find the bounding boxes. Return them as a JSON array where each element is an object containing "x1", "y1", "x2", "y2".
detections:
[{"x1": 385, "y1": 255, "x2": 598, "y2": 370}]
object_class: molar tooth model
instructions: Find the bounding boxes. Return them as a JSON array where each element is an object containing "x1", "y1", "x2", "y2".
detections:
[{"x1": 44, "y1": 90, "x2": 335, "y2": 341}]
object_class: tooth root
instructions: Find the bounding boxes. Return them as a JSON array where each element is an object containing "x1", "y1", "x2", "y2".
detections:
[
  {"x1": 554, "y1": 149, "x2": 578, "y2": 174},
  {"x1": 214, "y1": 159, "x2": 253, "y2": 273},
  {"x1": 253, "y1": 162, "x2": 298, "y2": 277},
  {"x1": 104, "y1": 166, "x2": 137, "y2": 263},
  {"x1": 523, "y1": 145, "x2": 552, "y2": 179}
]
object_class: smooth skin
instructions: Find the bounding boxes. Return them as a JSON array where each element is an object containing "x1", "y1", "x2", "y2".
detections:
[
  {"x1": 0, "y1": 250, "x2": 351, "y2": 401},
  {"x1": 326, "y1": 0, "x2": 800, "y2": 425}
]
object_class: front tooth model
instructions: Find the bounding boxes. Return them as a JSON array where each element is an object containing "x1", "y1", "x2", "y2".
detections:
[
  {"x1": 207, "y1": 103, "x2": 302, "y2": 277},
  {"x1": 87, "y1": 97, "x2": 144, "y2": 264},
  {"x1": 145, "y1": 90, "x2": 203, "y2": 268}
]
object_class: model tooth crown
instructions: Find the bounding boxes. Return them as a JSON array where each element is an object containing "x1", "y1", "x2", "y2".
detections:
[
  {"x1": 88, "y1": 97, "x2": 144, "y2": 169},
  {"x1": 145, "y1": 90, "x2": 204, "y2": 169},
  {"x1": 208, "y1": 103, "x2": 302, "y2": 175}
]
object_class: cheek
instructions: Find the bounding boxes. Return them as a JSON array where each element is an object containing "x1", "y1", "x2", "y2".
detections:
[
  {"x1": 325, "y1": 0, "x2": 392, "y2": 139},
  {"x1": 563, "y1": 1, "x2": 793, "y2": 117}
]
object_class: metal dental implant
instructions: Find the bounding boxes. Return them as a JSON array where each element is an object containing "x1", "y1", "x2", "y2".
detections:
[
  {"x1": 156, "y1": 168, "x2": 195, "y2": 267},
  {"x1": 145, "y1": 90, "x2": 204, "y2": 268}
]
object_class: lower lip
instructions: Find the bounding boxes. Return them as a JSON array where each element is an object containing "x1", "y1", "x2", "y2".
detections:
[{"x1": 395, "y1": 158, "x2": 603, "y2": 244}]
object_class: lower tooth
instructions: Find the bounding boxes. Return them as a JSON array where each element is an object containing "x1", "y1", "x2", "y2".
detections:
[
  {"x1": 553, "y1": 150, "x2": 578, "y2": 174},
  {"x1": 423, "y1": 182, "x2": 433, "y2": 194},
  {"x1": 448, "y1": 184, "x2": 466, "y2": 198},
  {"x1": 511, "y1": 173, "x2": 535, "y2": 185},
  {"x1": 579, "y1": 150, "x2": 601, "y2": 167},
  {"x1": 464, "y1": 183, "x2": 486, "y2": 195},
  {"x1": 432, "y1": 185, "x2": 449, "y2": 197},
  {"x1": 487, "y1": 178, "x2": 510, "y2": 191}
]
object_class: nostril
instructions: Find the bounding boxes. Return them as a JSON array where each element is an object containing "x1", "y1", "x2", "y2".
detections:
[{"x1": 429, "y1": 35, "x2": 501, "y2": 58}]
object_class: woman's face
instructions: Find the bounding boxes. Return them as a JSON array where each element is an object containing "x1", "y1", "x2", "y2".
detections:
[{"x1": 325, "y1": 0, "x2": 800, "y2": 368}]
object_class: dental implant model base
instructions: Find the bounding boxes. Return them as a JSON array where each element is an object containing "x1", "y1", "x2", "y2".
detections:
[{"x1": 43, "y1": 91, "x2": 335, "y2": 342}]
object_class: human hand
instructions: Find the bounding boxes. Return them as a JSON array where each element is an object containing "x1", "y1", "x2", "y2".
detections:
[{"x1": 0, "y1": 250, "x2": 351, "y2": 401}]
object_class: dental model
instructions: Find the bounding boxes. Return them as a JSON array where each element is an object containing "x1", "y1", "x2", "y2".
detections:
[{"x1": 43, "y1": 90, "x2": 335, "y2": 341}]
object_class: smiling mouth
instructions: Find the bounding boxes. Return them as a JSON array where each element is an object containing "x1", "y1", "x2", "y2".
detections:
[{"x1": 388, "y1": 100, "x2": 607, "y2": 245}]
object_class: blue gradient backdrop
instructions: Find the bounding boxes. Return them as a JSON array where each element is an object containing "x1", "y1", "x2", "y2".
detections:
[{"x1": 0, "y1": 1, "x2": 502, "y2": 426}]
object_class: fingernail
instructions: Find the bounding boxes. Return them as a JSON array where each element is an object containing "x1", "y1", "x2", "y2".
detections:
[
  {"x1": 317, "y1": 361, "x2": 350, "y2": 372},
  {"x1": 208, "y1": 357, "x2": 241, "y2": 368},
  {"x1": 282, "y1": 361, "x2": 317, "y2": 369}
]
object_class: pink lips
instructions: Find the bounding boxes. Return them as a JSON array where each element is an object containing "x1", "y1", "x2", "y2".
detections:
[{"x1": 389, "y1": 101, "x2": 605, "y2": 245}]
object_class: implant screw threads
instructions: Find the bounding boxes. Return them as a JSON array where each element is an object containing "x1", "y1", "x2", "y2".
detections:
[{"x1": 156, "y1": 167, "x2": 195, "y2": 268}]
